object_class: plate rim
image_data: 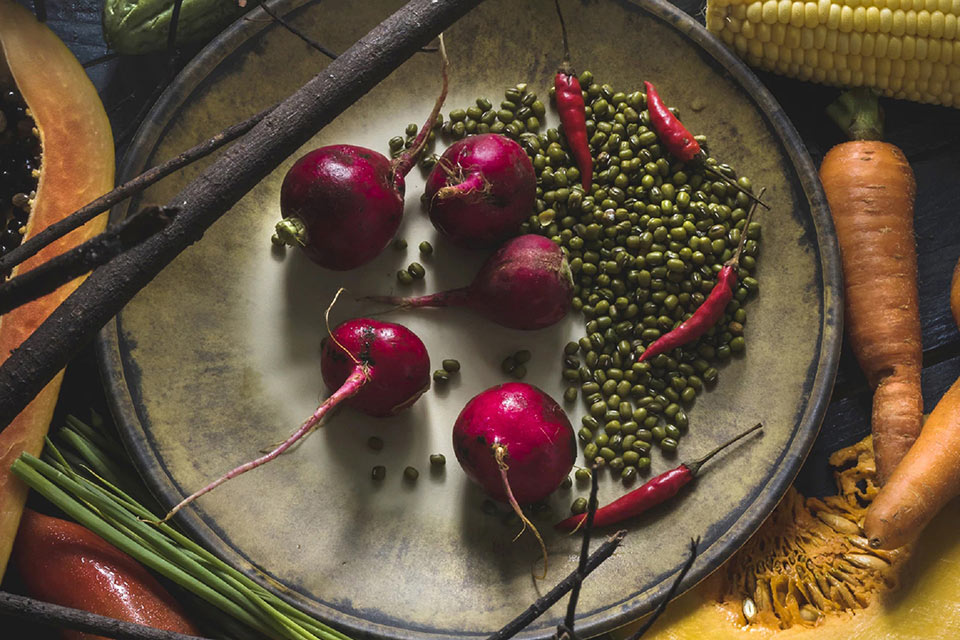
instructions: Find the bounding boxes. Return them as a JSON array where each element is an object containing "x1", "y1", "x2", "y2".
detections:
[{"x1": 96, "y1": 0, "x2": 843, "y2": 638}]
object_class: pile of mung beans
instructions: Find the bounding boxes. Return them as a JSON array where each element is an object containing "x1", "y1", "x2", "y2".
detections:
[{"x1": 389, "y1": 71, "x2": 761, "y2": 489}]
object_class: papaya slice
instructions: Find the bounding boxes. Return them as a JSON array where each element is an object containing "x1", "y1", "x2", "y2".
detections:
[
  {"x1": 0, "y1": 0, "x2": 115, "y2": 578},
  {"x1": 614, "y1": 436, "x2": 960, "y2": 639}
]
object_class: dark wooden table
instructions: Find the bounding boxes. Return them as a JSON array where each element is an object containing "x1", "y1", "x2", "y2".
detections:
[{"x1": 6, "y1": 0, "x2": 960, "y2": 636}]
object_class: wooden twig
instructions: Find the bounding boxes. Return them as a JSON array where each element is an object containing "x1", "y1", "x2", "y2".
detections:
[
  {"x1": 486, "y1": 530, "x2": 627, "y2": 640},
  {"x1": 625, "y1": 537, "x2": 700, "y2": 640},
  {"x1": 83, "y1": 51, "x2": 121, "y2": 69},
  {"x1": 0, "y1": 207, "x2": 176, "y2": 317},
  {"x1": 168, "y1": 0, "x2": 185, "y2": 54},
  {"x1": 561, "y1": 463, "x2": 601, "y2": 636},
  {"x1": 0, "y1": 0, "x2": 485, "y2": 430},
  {"x1": 0, "y1": 106, "x2": 273, "y2": 273},
  {"x1": 260, "y1": 2, "x2": 339, "y2": 59},
  {"x1": 0, "y1": 591, "x2": 213, "y2": 640}
]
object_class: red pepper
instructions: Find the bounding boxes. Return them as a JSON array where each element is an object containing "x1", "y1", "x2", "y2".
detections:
[
  {"x1": 638, "y1": 264, "x2": 737, "y2": 363},
  {"x1": 553, "y1": 0, "x2": 591, "y2": 191},
  {"x1": 637, "y1": 189, "x2": 765, "y2": 363},
  {"x1": 644, "y1": 81, "x2": 701, "y2": 164},
  {"x1": 13, "y1": 509, "x2": 200, "y2": 640},
  {"x1": 644, "y1": 81, "x2": 768, "y2": 209},
  {"x1": 555, "y1": 423, "x2": 762, "y2": 531}
]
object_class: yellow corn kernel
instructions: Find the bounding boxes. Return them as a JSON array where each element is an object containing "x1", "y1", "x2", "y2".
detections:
[{"x1": 707, "y1": 0, "x2": 960, "y2": 108}]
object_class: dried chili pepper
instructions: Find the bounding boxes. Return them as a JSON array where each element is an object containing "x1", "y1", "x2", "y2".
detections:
[
  {"x1": 555, "y1": 423, "x2": 762, "y2": 531},
  {"x1": 637, "y1": 189, "x2": 764, "y2": 363},
  {"x1": 553, "y1": 0, "x2": 591, "y2": 191},
  {"x1": 13, "y1": 509, "x2": 201, "y2": 640},
  {"x1": 644, "y1": 80, "x2": 768, "y2": 209}
]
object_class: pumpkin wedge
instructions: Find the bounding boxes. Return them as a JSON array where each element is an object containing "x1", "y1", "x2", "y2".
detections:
[
  {"x1": 613, "y1": 436, "x2": 960, "y2": 639},
  {"x1": 0, "y1": 0, "x2": 114, "y2": 578}
]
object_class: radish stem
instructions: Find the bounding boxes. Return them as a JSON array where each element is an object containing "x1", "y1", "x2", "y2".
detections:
[
  {"x1": 161, "y1": 366, "x2": 370, "y2": 522},
  {"x1": 494, "y1": 444, "x2": 548, "y2": 580}
]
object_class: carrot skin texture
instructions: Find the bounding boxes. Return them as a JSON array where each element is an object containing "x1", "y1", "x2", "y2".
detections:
[
  {"x1": 555, "y1": 72, "x2": 592, "y2": 190},
  {"x1": 820, "y1": 140, "x2": 921, "y2": 484},
  {"x1": 637, "y1": 265, "x2": 736, "y2": 362},
  {"x1": 644, "y1": 81, "x2": 700, "y2": 164},
  {"x1": 865, "y1": 375, "x2": 960, "y2": 549},
  {"x1": 13, "y1": 509, "x2": 200, "y2": 639},
  {"x1": 555, "y1": 465, "x2": 692, "y2": 531}
]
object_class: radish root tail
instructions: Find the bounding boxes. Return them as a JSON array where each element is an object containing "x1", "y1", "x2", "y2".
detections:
[
  {"x1": 156, "y1": 366, "x2": 370, "y2": 524},
  {"x1": 494, "y1": 444, "x2": 549, "y2": 580}
]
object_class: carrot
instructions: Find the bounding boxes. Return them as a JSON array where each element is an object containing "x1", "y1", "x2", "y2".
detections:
[
  {"x1": 865, "y1": 376, "x2": 960, "y2": 549},
  {"x1": 819, "y1": 89, "x2": 922, "y2": 485}
]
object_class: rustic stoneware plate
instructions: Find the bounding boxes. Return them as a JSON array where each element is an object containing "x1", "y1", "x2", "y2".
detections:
[{"x1": 98, "y1": 0, "x2": 841, "y2": 638}]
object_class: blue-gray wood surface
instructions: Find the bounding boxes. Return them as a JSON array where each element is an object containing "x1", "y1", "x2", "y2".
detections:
[{"x1": 4, "y1": 0, "x2": 960, "y2": 637}]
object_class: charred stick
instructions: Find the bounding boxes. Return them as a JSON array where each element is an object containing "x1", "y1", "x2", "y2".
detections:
[
  {"x1": 0, "y1": 106, "x2": 273, "y2": 273},
  {"x1": 0, "y1": 207, "x2": 176, "y2": 317},
  {"x1": 259, "y1": 2, "x2": 339, "y2": 59},
  {"x1": 563, "y1": 462, "x2": 601, "y2": 633},
  {"x1": 625, "y1": 537, "x2": 700, "y2": 640},
  {"x1": 487, "y1": 530, "x2": 627, "y2": 640},
  {"x1": 0, "y1": 591, "x2": 213, "y2": 640},
  {"x1": 0, "y1": 0, "x2": 485, "y2": 430}
]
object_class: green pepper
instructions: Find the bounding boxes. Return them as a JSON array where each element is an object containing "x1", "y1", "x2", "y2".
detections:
[{"x1": 103, "y1": 0, "x2": 257, "y2": 54}]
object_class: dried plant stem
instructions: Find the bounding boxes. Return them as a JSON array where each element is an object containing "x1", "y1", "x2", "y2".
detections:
[{"x1": 0, "y1": 0, "x2": 486, "y2": 431}]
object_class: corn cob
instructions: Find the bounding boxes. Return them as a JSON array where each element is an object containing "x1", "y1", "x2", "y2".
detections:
[{"x1": 706, "y1": 0, "x2": 960, "y2": 108}]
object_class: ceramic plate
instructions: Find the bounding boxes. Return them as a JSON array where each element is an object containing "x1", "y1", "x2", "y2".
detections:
[{"x1": 98, "y1": 0, "x2": 841, "y2": 638}]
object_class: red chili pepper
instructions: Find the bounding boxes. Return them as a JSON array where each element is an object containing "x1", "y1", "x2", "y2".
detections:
[
  {"x1": 644, "y1": 81, "x2": 701, "y2": 164},
  {"x1": 554, "y1": 0, "x2": 591, "y2": 191},
  {"x1": 13, "y1": 509, "x2": 200, "y2": 640},
  {"x1": 644, "y1": 81, "x2": 769, "y2": 209},
  {"x1": 555, "y1": 423, "x2": 762, "y2": 531},
  {"x1": 637, "y1": 189, "x2": 765, "y2": 363}
]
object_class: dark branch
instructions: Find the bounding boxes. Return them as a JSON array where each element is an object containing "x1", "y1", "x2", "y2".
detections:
[
  {"x1": 0, "y1": 591, "x2": 213, "y2": 640},
  {"x1": 486, "y1": 530, "x2": 627, "y2": 640},
  {"x1": 0, "y1": 207, "x2": 176, "y2": 317},
  {"x1": 168, "y1": 0, "x2": 185, "y2": 54},
  {"x1": 259, "y1": 2, "x2": 339, "y2": 59},
  {"x1": 625, "y1": 537, "x2": 700, "y2": 640},
  {"x1": 0, "y1": 106, "x2": 272, "y2": 273},
  {"x1": 0, "y1": 0, "x2": 486, "y2": 429},
  {"x1": 33, "y1": 0, "x2": 45, "y2": 22},
  {"x1": 562, "y1": 463, "x2": 601, "y2": 633},
  {"x1": 82, "y1": 52, "x2": 121, "y2": 69}
]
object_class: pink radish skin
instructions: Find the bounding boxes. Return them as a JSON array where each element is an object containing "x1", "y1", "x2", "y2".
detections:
[
  {"x1": 453, "y1": 382, "x2": 576, "y2": 505},
  {"x1": 321, "y1": 318, "x2": 432, "y2": 417},
  {"x1": 162, "y1": 318, "x2": 430, "y2": 521},
  {"x1": 425, "y1": 133, "x2": 536, "y2": 249},
  {"x1": 366, "y1": 234, "x2": 573, "y2": 330},
  {"x1": 274, "y1": 50, "x2": 448, "y2": 270}
]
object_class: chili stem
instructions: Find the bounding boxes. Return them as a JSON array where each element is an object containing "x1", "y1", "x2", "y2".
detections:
[
  {"x1": 684, "y1": 423, "x2": 763, "y2": 477},
  {"x1": 726, "y1": 187, "x2": 766, "y2": 267},
  {"x1": 703, "y1": 166, "x2": 770, "y2": 210}
]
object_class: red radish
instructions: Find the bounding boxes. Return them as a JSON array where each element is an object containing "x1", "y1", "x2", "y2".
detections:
[
  {"x1": 365, "y1": 234, "x2": 573, "y2": 330},
  {"x1": 273, "y1": 40, "x2": 449, "y2": 270},
  {"x1": 162, "y1": 306, "x2": 430, "y2": 521},
  {"x1": 425, "y1": 133, "x2": 536, "y2": 248},
  {"x1": 453, "y1": 382, "x2": 576, "y2": 576}
]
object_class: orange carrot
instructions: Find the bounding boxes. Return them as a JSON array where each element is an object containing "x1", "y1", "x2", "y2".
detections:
[
  {"x1": 865, "y1": 375, "x2": 960, "y2": 549},
  {"x1": 819, "y1": 90, "x2": 922, "y2": 484}
]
